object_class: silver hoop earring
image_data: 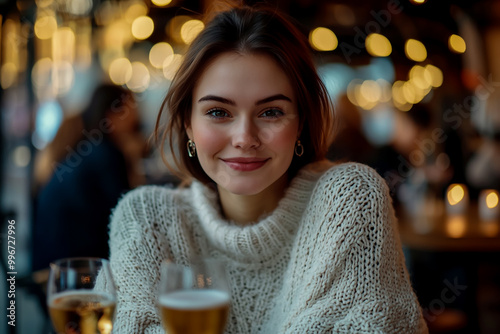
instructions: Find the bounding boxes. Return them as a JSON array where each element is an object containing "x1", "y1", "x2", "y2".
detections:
[
  {"x1": 187, "y1": 139, "x2": 196, "y2": 158},
  {"x1": 294, "y1": 140, "x2": 304, "y2": 157}
]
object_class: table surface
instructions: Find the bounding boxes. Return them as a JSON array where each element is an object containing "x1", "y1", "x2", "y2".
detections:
[{"x1": 397, "y1": 203, "x2": 500, "y2": 252}]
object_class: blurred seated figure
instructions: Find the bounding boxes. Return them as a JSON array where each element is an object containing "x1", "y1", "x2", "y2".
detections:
[
  {"x1": 32, "y1": 83, "x2": 146, "y2": 271},
  {"x1": 33, "y1": 114, "x2": 84, "y2": 192}
]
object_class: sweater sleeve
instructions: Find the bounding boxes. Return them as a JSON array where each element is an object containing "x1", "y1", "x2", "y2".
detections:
[
  {"x1": 282, "y1": 163, "x2": 428, "y2": 334},
  {"x1": 108, "y1": 188, "x2": 165, "y2": 334}
]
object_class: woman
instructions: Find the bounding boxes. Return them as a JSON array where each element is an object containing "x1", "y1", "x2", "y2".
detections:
[
  {"x1": 33, "y1": 84, "x2": 144, "y2": 271},
  {"x1": 109, "y1": 5, "x2": 428, "y2": 333}
]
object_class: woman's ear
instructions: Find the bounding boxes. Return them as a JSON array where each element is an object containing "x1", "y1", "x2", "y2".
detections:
[{"x1": 185, "y1": 122, "x2": 193, "y2": 140}]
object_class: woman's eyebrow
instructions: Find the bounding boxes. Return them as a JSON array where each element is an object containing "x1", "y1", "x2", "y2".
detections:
[
  {"x1": 256, "y1": 94, "x2": 292, "y2": 105},
  {"x1": 198, "y1": 94, "x2": 292, "y2": 105},
  {"x1": 198, "y1": 95, "x2": 236, "y2": 105}
]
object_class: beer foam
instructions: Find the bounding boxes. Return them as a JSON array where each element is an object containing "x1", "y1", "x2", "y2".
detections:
[
  {"x1": 49, "y1": 290, "x2": 116, "y2": 308},
  {"x1": 159, "y1": 289, "x2": 230, "y2": 310}
]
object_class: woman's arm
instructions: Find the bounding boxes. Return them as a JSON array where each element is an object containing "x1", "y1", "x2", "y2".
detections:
[
  {"x1": 108, "y1": 188, "x2": 165, "y2": 334},
  {"x1": 282, "y1": 163, "x2": 428, "y2": 333}
]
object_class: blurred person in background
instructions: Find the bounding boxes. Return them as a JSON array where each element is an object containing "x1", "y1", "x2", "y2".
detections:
[{"x1": 32, "y1": 83, "x2": 146, "y2": 271}]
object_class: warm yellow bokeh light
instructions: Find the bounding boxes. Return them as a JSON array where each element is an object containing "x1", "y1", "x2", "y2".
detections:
[
  {"x1": 34, "y1": 15, "x2": 58, "y2": 40},
  {"x1": 411, "y1": 0, "x2": 427, "y2": 4},
  {"x1": 446, "y1": 216, "x2": 467, "y2": 238},
  {"x1": 409, "y1": 65, "x2": 432, "y2": 90},
  {"x1": 32, "y1": 58, "x2": 53, "y2": 89},
  {"x1": 104, "y1": 20, "x2": 133, "y2": 49},
  {"x1": 149, "y1": 42, "x2": 174, "y2": 69},
  {"x1": 365, "y1": 33, "x2": 392, "y2": 57},
  {"x1": 36, "y1": 0, "x2": 55, "y2": 8},
  {"x1": 392, "y1": 81, "x2": 406, "y2": 105},
  {"x1": 180, "y1": 20, "x2": 204, "y2": 44},
  {"x1": 447, "y1": 184, "x2": 465, "y2": 206},
  {"x1": 127, "y1": 62, "x2": 150, "y2": 92},
  {"x1": 163, "y1": 54, "x2": 183, "y2": 80},
  {"x1": 425, "y1": 64, "x2": 443, "y2": 87},
  {"x1": 405, "y1": 39, "x2": 427, "y2": 62},
  {"x1": 377, "y1": 79, "x2": 392, "y2": 102},
  {"x1": 393, "y1": 100, "x2": 413, "y2": 112},
  {"x1": 1, "y1": 63, "x2": 18, "y2": 89},
  {"x1": 152, "y1": 0, "x2": 173, "y2": 6},
  {"x1": 109, "y1": 58, "x2": 133, "y2": 85},
  {"x1": 402, "y1": 81, "x2": 419, "y2": 104},
  {"x1": 125, "y1": 2, "x2": 149, "y2": 24},
  {"x1": 449, "y1": 34, "x2": 466, "y2": 54},
  {"x1": 360, "y1": 80, "x2": 381, "y2": 103},
  {"x1": 131, "y1": 16, "x2": 154, "y2": 40},
  {"x1": 309, "y1": 27, "x2": 338, "y2": 51},
  {"x1": 52, "y1": 27, "x2": 75, "y2": 63},
  {"x1": 486, "y1": 191, "x2": 499, "y2": 209},
  {"x1": 346, "y1": 79, "x2": 362, "y2": 107},
  {"x1": 405, "y1": 80, "x2": 430, "y2": 104}
]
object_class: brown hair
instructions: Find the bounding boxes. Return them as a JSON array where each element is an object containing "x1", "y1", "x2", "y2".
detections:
[{"x1": 155, "y1": 5, "x2": 335, "y2": 184}]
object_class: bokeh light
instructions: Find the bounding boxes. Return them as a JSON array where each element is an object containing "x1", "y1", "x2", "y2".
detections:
[
  {"x1": 109, "y1": 58, "x2": 133, "y2": 85},
  {"x1": 309, "y1": 27, "x2": 338, "y2": 51},
  {"x1": 366, "y1": 33, "x2": 392, "y2": 57},
  {"x1": 152, "y1": 0, "x2": 173, "y2": 7},
  {"x1": 486, "y1": 191, "x2": 499, "y2": 209},
  {"x1": 425, "y1": 64, "x2": 443, "y2": 87},
  {"x1": 34, "y1": 15, "x2": 58, "y2": 40},
  {"x1": 449, "y1": 34, "x2": 466, "y2": 54},
  {"x1": 149, "y1": 42, "x2": 174, "y2": 69},
  {"x1": 127, "y1": 62, "x2": 150, "y2": 92},
  {"x1": 405, "y1": 39, "x2": 427, "y2": 62},
  {"x1": 447, "y1": 184, "x2": 466, "y2": 206},
  {"x1": 163, "y1": 54, "x2": 183, "y2": 81},
  {"x1": 13, "y1": 146, "x2": 31, "y2": 168},
  {"x1": 132, "y1": 16, "x2": 154, "y2": 40},
  {"x1": 180, "y1": 20, "x2": 204, "y2": 44}
]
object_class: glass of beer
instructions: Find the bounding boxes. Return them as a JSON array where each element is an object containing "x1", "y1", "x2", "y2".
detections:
[
  {"x1": 47, "y1": 257, "x2": 116, "y2": 334},
  {"x1": 158, "y1": 259, "x2": 231, "y2": 334}
]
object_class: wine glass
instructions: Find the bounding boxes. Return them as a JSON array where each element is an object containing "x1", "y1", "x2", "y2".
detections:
[
  {"x1": 158, "y1": 258, "x2": 231, "y2": 334},
  {"x1": 47, "y1": 257, "x2": 116, "y2": 334}
]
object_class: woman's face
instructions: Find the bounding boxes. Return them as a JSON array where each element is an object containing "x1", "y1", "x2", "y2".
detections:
[{"x1": 187, "y1": 52, "x2": 300, "y2": 196}]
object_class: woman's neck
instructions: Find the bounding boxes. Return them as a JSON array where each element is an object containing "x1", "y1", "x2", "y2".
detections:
[{"x1": 217, "y1": 174, "x2": 289, "y2": 225}]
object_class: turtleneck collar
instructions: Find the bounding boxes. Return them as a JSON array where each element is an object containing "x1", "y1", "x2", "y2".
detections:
[{"x1": 189, "y1": 160, "x2": 333, "y2": 262}]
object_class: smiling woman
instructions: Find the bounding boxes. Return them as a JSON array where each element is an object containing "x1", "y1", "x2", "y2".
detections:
[
  {"x1": 107, "y1": 4, "x2": 429, "y2": 334},
  {"x1": 187, "y1": 52, "x2": 300, "y2": 214}
]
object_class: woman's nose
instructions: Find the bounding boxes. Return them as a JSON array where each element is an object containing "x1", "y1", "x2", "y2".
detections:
[{"x1": 232, "y1": 118, "x2": 261, "y2": 150}]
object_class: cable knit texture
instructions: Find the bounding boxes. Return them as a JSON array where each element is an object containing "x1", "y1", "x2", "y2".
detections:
[{"x1": 108, "y1": 161, "x2": 428, "y2": 333}]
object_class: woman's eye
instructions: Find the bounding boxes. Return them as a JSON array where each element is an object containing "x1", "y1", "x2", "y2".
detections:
[
  {"x1": 206, "y1": 108, "x2": 230, "y2": 119},
  {"x1": 260, "y1": 108, "x2": 284, "y2": 118}
]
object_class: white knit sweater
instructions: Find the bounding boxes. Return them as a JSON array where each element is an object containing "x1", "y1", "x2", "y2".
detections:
[{"x1": 108, "y1": 161, "x2": 428, "y2": 333}]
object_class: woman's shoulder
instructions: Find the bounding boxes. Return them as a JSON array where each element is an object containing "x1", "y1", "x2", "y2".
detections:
[
  {"x1": 317, "y1": 161, "x2": 389, "y2": 193},
  {"x1": 109, "y1": 184, "x2": 193, "y2": 240},
  {"x1": 304, "y1": 161, "x2": 391, "y2": 210},
  {"x1": 113, "y1": 184, "x2": 191, "y2": 217}
]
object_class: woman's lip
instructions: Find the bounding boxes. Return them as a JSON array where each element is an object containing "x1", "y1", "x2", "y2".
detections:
[{"x1": 222, "y1": 158, "x2": 269, "y2": 171}]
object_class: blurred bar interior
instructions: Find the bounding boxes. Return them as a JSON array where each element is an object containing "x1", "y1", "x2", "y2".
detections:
[{"x1": 1, "y1": 0, "x2": 500, "y2": 333}]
